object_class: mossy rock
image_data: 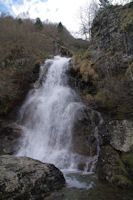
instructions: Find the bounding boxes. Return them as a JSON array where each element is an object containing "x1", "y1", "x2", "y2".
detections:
[
  {"x1": 121, "y1": 153, "x2": 133, "y2": 177},
  {"x1": 98, "y1": 145, "x2": 133, "y2": 188},
  {"x1": 122, "y1": 153, "x2": 133, "y2": 168},
  {"x1": 110, "y1": 175, "x2": 132, "y2": 188}
]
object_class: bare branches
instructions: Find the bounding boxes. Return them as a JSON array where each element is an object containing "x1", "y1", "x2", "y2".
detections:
[{"x1": 79, "y1": 0, "x2": 98, "y2": 40}]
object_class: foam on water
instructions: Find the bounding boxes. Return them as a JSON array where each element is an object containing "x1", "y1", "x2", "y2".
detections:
[
  {"x1": 17, "y1": 56, "x2": 85, "y2": 171},
  {"x1": 16, "y1": 56, "x2": 102, "y2": 189}
]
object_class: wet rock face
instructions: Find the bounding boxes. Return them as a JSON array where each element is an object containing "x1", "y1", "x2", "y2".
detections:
[
  {"x1": 72, "y1": 107, "x2": 100, "y2": 157},
  {"x1": 0, "y1": 155, "x2": 65, "y2": 200},
  {"x1": 72, "y1": 106, "x2": 105, "y2": 173}
]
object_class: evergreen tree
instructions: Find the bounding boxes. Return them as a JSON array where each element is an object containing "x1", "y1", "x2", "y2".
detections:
[
  {"x1": 57, "y1": 22, "x2": 63, "y2": 32},
  {"x1": 99, "y1": 0, "x2": 110, "y2": 7},
  {"x1": 18, "y1": 18, "x2": 23, "y2": 24},
  {"x1": 35, "y1": 18, "x2": 43, "y2": 30}
]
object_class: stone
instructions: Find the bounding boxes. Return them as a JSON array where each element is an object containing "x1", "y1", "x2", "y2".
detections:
[
  {"x1": 0, "y1": 155, "x2": 65, "y2": 200},
  {"x1": 72, "y1": 107, "x2": 102, "y2": 157},
  {"x1": 109, "y1": 120, "x2": 133, "y2": 152},
  {"x1": 97, "y1": 145, "x2": 133, "y2": 188}
]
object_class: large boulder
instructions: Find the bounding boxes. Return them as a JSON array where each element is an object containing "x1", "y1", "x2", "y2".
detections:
[
  {"x1": 109, "y1": 120, "x2": 133, "y2": 152},
  {"x1": 0, "y1": 155, "x2": 65, "y2": 200}
]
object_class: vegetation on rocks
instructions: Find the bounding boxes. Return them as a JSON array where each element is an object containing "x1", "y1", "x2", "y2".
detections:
[
  {"x1": 69, "y1": 1, "x2": 133, "y2": 188},
  {"x1": 0, "y1": 16, "x2": 88, "y2": 118},
  {"x1": 70, "y1": 2, "x2": 133, "y2": 120},
  {"x1": 97, "y1": 145, "x2": 133, "y2": 188}
]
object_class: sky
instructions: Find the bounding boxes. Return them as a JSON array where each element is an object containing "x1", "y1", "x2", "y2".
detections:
[
  {"x1": 0, "y1": 0, "x2": 90, "y2": 35},
  {"x1": 0, "y1": 0, "x2": 131, "y2": 36}
]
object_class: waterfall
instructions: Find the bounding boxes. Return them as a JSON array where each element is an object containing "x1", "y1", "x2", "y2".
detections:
[
  {"x1": 16, "y1": 55, "x2": 103, "y2": 175},
  {"x1": 17, "y1": 56, "x2": 86, "y2": 170},
  {"x1": 89, "y1": 111, "x2": 103, "y2": 172}
]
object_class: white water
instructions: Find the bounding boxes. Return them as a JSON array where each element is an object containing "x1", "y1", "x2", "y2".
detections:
[
  {"x1": 89, "y1": 111, "x2": 103, "y2": 172},
  {"x1": 16, "y1": 56, "x2": 102, "y2": 189},
  {"x1": 17, "y1": 56, "x2": 86, "y2": 170}
]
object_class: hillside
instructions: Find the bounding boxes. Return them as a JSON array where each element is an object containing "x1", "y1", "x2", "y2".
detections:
[{"x1": 0, "y1": 16, "x2": 88, "y2": 118}]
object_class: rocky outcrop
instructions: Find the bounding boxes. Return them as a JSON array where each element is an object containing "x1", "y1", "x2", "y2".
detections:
[
  {"x1": 69, "y1": 2, "x2": 133, "y2": 188},
  {"x1": 0, "y1": 155, "x2": 65, "y2": 200},
  {"x1": 96, "y1": 119, "x2": 133, "y2": 188},
  {"x1": 72, "y1": 107, "x2": 103, "y2": 158},
  {"x1": 70, "y1": 2, "x2": 133, "y2": 119},
  {"x1": 0, "y1": 49, "x2": 41, "y2": 120},
  {"x1": 97, "y1": 145, "x2": 133, "y2": 188},
  {"x1": 109, "y1": 120, "x2": 133, "y2": 152}
]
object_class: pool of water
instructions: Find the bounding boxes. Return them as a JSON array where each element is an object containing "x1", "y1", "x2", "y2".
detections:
[{"x1": 45, "y1": 172, "x2": 133, "y2": 200}]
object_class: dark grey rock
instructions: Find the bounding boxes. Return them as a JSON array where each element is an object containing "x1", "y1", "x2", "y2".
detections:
[{"x1": 0, "y1": 155, "x2": 65, "y2": 200}]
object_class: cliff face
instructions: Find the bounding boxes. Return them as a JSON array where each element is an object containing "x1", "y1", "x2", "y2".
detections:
[
  {"x1": 69, "y1": 2, "x2": 133, "y2": 188},
  {"x1": 91, "y1": 2, "x2": 133, "y2": 120},
  {"x1": 70, "y1": 2, "x2": 133, "y2": 120}
]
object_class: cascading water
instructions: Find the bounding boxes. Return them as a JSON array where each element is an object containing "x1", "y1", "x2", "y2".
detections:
[
  {"x1": 16, "y1": 56, "x2": 102, "y2": 190},
  {"x1": 89, "y1": 111, "x2": 103, "y2": 172},
  {"x1": 17, "y1": 56, "x2": 86, "y2": 170}
]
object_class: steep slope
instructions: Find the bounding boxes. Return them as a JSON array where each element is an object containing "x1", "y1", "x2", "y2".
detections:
[
  {"x1": 0, "y1": 17, "x2": 53, "y2": 118},
  {"x1": 0, "y1": 16, "x2": 88, "y2": 119},
  {"x1": 69, "y1": 2, "x2": 133, "y2": 188},
  {"x1": 70, "y1": 2, "x2": 133, "y2": 120}
]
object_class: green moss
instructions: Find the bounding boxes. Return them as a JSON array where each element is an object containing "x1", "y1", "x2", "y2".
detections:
[
  {"x1": 110, "y1": 175, "x2": 132, "y2": 188},
  {"x1": 121, "y1": 153, "x2": 133, "y2": 169},
  {"x1": 104, "y1": 159, "x2": 132, "y2": 188},
  {"x1": 108, "y1": 149, "x2": 128, "y2": 176},
  {"x1": 113, "y1": 158, "x2": 128, "y2": 176},
  {"x1": 94, "y1": 89, "x2": 117, "y2": 111},
  {"x1": 100, "y1": 146, "x2": 133, "y2": 188}
]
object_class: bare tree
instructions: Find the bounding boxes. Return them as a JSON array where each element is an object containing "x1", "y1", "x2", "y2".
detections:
[
  {"x1": 99, "y1": 0, "x2": 110, "y2": 7},
  {"x1": 100, "y1": 0, "x2": 132, "y2": 6},
  {"x1": 79, "y1": 0, "x2": 98, "y2": 40}
]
